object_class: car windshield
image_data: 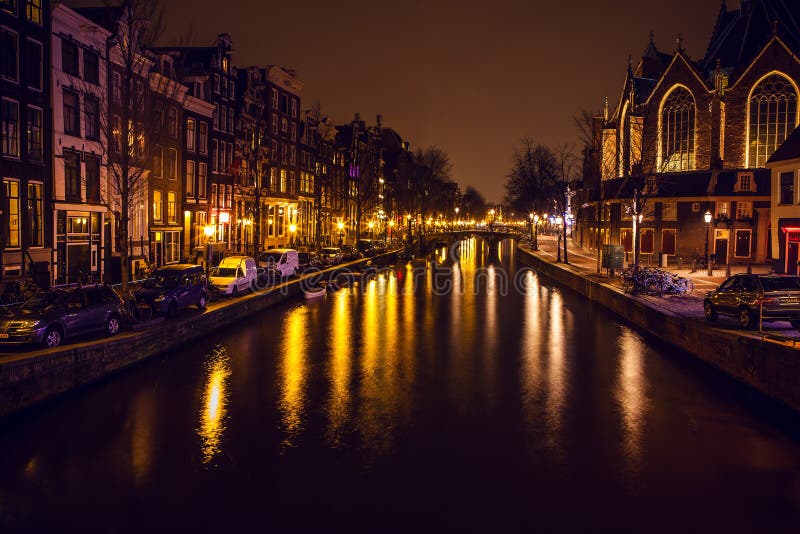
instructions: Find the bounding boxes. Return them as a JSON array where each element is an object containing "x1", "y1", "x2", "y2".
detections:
[
  {"x1": 213, "y1": 267, "x2": 238, "y2": 277},
  {"x1": 761, "y1": 277, "x2": 800, "y2": 292},
  {"x1": 20, "y1": 290, "x2": 70, "y2": 310},
  {"x1": 260, "y1": 253, "x2": 283, "y2": 263},
  {"x1": 143, "y1": 272, "x2": 180, "y2": 288}
]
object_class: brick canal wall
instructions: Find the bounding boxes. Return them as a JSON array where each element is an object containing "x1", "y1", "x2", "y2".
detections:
[
  {"x1": 517, "y1": 246, "x2": 800, "y2": 413},
  {"x1": 0, "y1": 255, "x2": 393, "y2": 417}
]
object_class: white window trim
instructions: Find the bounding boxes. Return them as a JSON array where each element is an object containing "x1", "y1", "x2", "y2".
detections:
[{"x1": 1, "y1": 97, "x2": 21, "y2": 159}]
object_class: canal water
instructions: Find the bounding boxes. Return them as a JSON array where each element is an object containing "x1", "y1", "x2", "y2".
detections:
[{"x1": 1, "y1": 238, "x2": 799, "y2": 532}]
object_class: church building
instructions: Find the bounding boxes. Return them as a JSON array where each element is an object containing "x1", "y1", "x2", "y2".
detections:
[{"x1": 578, "y1": 0, "x2": 800, "y2": 270}]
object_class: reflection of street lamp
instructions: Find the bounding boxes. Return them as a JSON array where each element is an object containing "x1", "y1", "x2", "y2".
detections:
[
  {"x1": 289, "y1": 223, "x2": 297, "y2": 247},
  {"x1": 337, "y1": 220, "x2": 344, "y2": 245},
  {"x1": 204, "y1": 224, "x2": 215, "y2": 275},
  {"x1": 368, "y1": 220, "x2": 375, "y2": 239},
  {"x1": 704, "y1": 210, "x2": 713, "y2": 276}
]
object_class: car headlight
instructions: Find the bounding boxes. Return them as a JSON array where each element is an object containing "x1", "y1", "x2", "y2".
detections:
[
  {"x1": 154, "y1": 295, "x2": 166, "y2": 303},
  {"x1": 17, "y1": 320, "x2": 40, "y2": 329}
]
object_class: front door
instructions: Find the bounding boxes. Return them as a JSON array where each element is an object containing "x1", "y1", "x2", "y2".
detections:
[
  {"x1": 715, "y1": 238, "x2": 728, "y2": 265},
  {"x1": 787, "y1": 242, "x2": 799, "y2": 275}
]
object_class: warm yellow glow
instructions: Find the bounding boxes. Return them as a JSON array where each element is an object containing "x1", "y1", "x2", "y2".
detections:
[
  {"x1": 368, "y1": 221, "x2": 374, "y2": 229},
  {"x1": 184, "y1": 210, "x2": 191, "y2": 218},
  {"x1": 219, "y1": 211, "x2": 230, "y2": 224},
  {"x1": 617, "y1": 328, "x2": 648, "y2": 469},
  {"x1": 327, "y1": 291, "x2": 351, "y2": 447},
  {"x1": 280, "y1": 306, "x2": 308, "y2": 449},
  {"x1": 203, "y1": 224, "x2": 214, "y2": 237},
  {"x1": 198, "y1": 348, "x2": 232, "y2": 464},
  {"x1": 337, "y1": 221, "x2": 344, "y2": 231},
  {"x1": 388, "y1": 220, "x2": 394, "y2": 227},
  {"x1": 289, "y1": 223, "x2": 297, "y2": 234}
]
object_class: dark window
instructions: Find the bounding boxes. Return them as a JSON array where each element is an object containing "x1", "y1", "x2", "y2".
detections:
[
  {"x1": 167, "y1": 107, "x2": 177, "y2": 137},
  {"x1": 62, "y1": 39, "x2": 79, "y2": 77},
  {"x1": 1, "y1": 99, "x2": 20, "y2": 157},
  {"x1": 83, "y1": 49, "x2": 99, "y2": 84},
  {"x1": 64, "y1": 150, "x2": 81, "y2": 199},
  {"x1": 761, "y1": 276, "x2": 800, "y2": 291},
  {"x1": 0, "y1": 28, "x2": 18, "y2": 81},
  {"x1": 153, "y1": 145, "x2": 163, "y2": 178},
  {"x1": 85, "y1": 155, "x2": 101, "y2": 202},
  {"x1": 84, "y1": 96, "x2": 99, "y2": 140},
  {"x1": 780, "y1": 172, "x2": 794, "y2": 204},
  {"x1": 26, "y1": 106, "x2": 42, "y2": 160},
  {"x1": 1, "y1": 0, "x2": 18, "y2": 16},
  {"x1": 63, "y1": 90, "x2": 80, "y2": 136},
  {"x1": 735, "y1": 230, "x2": 751, "y2": 258},
  {"x1": 166, "y1": 148, "x2": 177, "y2": 180},
  {"x1": 25, "y1": 39, "x2": 42, "y2": 90}
]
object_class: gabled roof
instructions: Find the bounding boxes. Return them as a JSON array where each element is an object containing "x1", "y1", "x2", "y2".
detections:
[
  {"x1": 767, "y1": 126, "x2": 800, "y2": 163},
  {"x1": 711, "y1": 168, "x2": 771, "y2": 196},
  {"x1": 73, "y1": 6, "x2": 124, "y2": 33},
  {"x1": 700, "y1": 0, "x2": 800, "y2": 75}
]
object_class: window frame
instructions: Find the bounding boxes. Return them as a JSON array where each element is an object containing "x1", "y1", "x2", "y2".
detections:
[
  {"x1": 84, "y1": 95, "x2": 100, "y2": 141},
  {"x1": 198, "y1": 163, "x2": 207, "y2": 199},
  {"x1": 1, "y1": 97, "x2": 20, "y2": 158},
  {"x1": 62, "y1": 88, "x2": 81, "y2": 137},
  {"x1": 26, "y1": 181, "x2": 43, "y2": 247},
  {"x1": 26, "y1": 104, "x2": 42, "y2": 161},
  {"x1": 63, "y1": 148, "x2": 82, "y2": 200},
  {"x1": 166, "y1": 148, "x2": 177, "y2": 180},
  {"x1": 84, "y1": 154, "x2": 101, "y2": 203},
  {"x1": 83, "y1": 48, "x2": 99, "y2": 85},
  {"x1": 186, "y1": 118, "x2": 196, "y2": 152},
  {"x1": 61, "y1": 38, "x2": 80, "y2": 78},
  {"x1": 25, "y1": 37, "x2": 42, "y2": 91},
  {"x1": 153, "y1": 190, "x2": 163, "y2": 222},
  {"x1": 0, "y1": 26, "x2": 19, "y2": 83},
  {"x1": 734, "y1": 229, "x2": 752, "y2": 258},
  {"x1": 26, "y1": 0, "x2": 41, "y2": 24},
  {"x1": 4, "y1": 178, "x2": 20, "y2": 249},
  {"x1": 748, "y1": 73, "x2": 798, "y2": 168},
  {"x1": 186, "y1": 160, "x2": 195, "y2": 197}
]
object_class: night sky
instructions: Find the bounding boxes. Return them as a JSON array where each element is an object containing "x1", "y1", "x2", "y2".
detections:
[{"x1": 158, "y1": 0, "x2": 725, "y2": 202}]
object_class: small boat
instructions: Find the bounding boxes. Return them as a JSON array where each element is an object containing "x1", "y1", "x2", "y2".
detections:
[{"x1": 303, "y1": 286, "x2": 327, "y2": 300}]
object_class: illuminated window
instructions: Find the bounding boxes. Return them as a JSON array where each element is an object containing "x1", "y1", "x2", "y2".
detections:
[
  {"x1": 748, "y1": 73, "x2": 797, "y2": 167},
  {"x1": 26, "y1": 0, "x2": 41, "y2": 24},
  {"x1": 4, "y1": 179, "x2": 20, "y2": 248},
  {"x1": 661, "y1": 201, "x2": 677, "y2": 221},
  {"x1": 27, "y1": 182, "x2": 43, "y2": 246},
  {"x1": 167, "y1": 191, "x2": 176, "y2": 222},
  {"x1": 661, "y1": 86, "x2": 695, "y2": 171},
  {"x1": 153, "y1": 190, "x2": 163, "y2": 221}
]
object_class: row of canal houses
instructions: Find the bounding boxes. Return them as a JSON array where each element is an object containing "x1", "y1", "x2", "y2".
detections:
[
  {"x1": 576, "y1": 0, "x2": 800, "y2": 275},
  {"x1": 0, "y1": 0, "x2": 406, "y2": 289}
]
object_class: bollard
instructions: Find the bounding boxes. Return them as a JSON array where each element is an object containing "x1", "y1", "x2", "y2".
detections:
[
  {"x1": 747, "y1": 263, "x2": 752, "y2": 274},
  {"x1": 707, "y1": 260, "x2": 713, "y2": 277},
  {"x1": 691, "y1": 259, "x2": 696, "y2": 273},
  {"x1": 678, "y1": 257, "x2": 683, "y2": 271}
]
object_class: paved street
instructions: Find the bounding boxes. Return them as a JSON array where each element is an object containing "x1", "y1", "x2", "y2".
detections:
[{"x1": 529, "y1": 233, "x2": 800, "y2": 343}]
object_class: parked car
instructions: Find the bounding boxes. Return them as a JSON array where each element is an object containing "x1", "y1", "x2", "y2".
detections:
[
  {"x1": 257, "y1": 249, "x2": 299, "y2": 279},
  {"x1": 357, "y1": 239, "x2": 377, "y2": 256},
  {"x1": 319, "y1": 247, "x2": 344, "y2": 266},
  {"x1": 135, "y1": 264, "x2": 208, "y2": 316},
  {"x1": 209, "y1": 256, "x2": 257, "y2": 296},
  {"x1": 297, "y1": 251, "x2": 321, "y2": 273},
  {"x1": 0, "y1": 285, "x2": 125, "y2": 348},
  {"x1": 339, "y1": 244, "x2": 361, "y2": 262},
  {"x1": 703, "y1": 274, "x2": 800, "y2": 329}
]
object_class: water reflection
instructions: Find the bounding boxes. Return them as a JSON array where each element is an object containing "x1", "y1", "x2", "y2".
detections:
[
  {"x1": 197, "y1": 346, "x2": 232, "y2": 464},
  {"x1": 617, "y1": 327, "x2": 649, "y2": 470},
  {"x1": 546, "y1": 289, "x2": 567, "y2": 456},
  {"x1": 279, "y1": 306, "x2": 309, "y2": 450},
  {"x1": 327, "y1": 291, "x2": 352, "y2": 447}
]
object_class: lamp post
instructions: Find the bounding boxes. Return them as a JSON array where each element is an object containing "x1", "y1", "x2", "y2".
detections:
[
  {"x1": 203, "y1": 224, "x2": 215, "y2": 276},
  {"x1": 704, "y1": 210, "x2": 713, "y2": 276},
  {"x1": 337, "y1": 220, "x2": 344, "y2": 245},
  {"x1": 528, "y1": 213, "x2": 534, "y2": 243},
  {"x1": 533, "y1": 214, "x2": 539, "y2": 250},
  {"x1": 289, "y1": 223, "x2": 297, "y2": 247}
]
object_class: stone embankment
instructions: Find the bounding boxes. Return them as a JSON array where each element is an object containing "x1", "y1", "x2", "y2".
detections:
[
  {"x1": 0, "y1": 254, "x2": 396, "y2": 417},
  {"x1": 517, "y1": 245, "x2": 800, "y2": 413}
]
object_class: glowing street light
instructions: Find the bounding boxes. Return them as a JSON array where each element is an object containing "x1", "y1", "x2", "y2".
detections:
[
  {"x1": 704, "y1": 210, "x2": 713, "y2": 276},
  {"x1": 203, "y1": 224, "x2": 215, "y2": 275}
]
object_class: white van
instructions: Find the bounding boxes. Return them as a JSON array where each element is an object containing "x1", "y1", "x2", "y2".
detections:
[
  {"x1": 257, "y1": 249, "x2": 299, "y2": 278},
  {"x1": 209, "y1": 256, "x2": 258, "y2": 296}
]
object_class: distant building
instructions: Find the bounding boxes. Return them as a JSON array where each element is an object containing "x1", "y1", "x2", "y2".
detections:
[
  {"x1": 1, "y1": 0, "x2": 52, "y2": 287},
  {"x1": 578, "y1": 0, "x2": 800, "y2": 268}
]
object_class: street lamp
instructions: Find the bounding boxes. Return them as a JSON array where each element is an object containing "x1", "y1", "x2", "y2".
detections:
[
  {"x1": 337, "y1": 220, "x2": 345, "y2": 245},
  {"x1": 704, "y1": 210, "x2": 713, "y2": 276},
  {"x1": 289, "y1": 223, "x2": 297, "y2": 247},
  {"x1": 533, "y1": 214, "x2": 539, "y2": 250}
]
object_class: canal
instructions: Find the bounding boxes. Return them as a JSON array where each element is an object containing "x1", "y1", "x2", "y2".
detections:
[{"x1": 1, "y1": 238, "x2": 799, "y2": 532}]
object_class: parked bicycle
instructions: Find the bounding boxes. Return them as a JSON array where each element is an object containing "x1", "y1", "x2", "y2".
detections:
[{"x1": 618, "y1": 266, "x2": 693, "y2": 297}]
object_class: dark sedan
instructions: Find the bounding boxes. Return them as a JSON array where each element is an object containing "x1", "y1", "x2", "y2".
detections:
[
  {"x1": 703, "y1": 274, "x2": 800, "y2": 329},
  {"x1": 0, "y1": 285, "x2": 125, "y2": 348}
]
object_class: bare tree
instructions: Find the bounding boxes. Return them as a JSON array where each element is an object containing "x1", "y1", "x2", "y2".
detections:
[
  {"x1": 81, "y1": 0, "x2": 174, "y2": 291},
  {"x1": 504, "y1": 137, "x2": 558, "y2": 217}
]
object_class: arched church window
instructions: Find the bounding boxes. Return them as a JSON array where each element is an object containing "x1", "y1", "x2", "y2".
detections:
[
  {"x1": 661, "y1": 87, "x2": 695, "y2": 172},
  {"x1": 748, "y1": 73, "x2": 798, "y2": 167}
]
